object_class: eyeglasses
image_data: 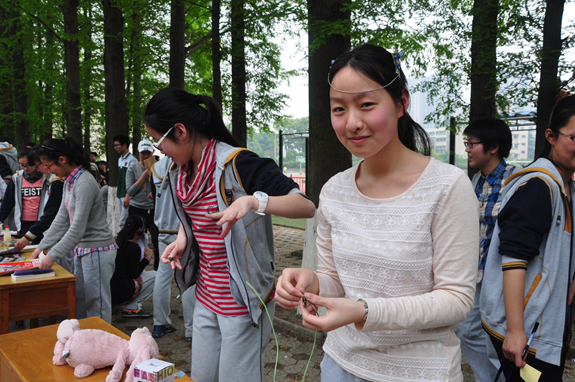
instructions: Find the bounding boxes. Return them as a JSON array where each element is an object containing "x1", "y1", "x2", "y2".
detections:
[
  {"x1": 558, "y1": 131, "x2": 575, "y2": 143},
  {"x1": 153, "y1": 126, "x2": 175, "y2": 151},
  {"x1": 113, "y1": 144, "x2": 122, "y2": 148},
  {"x1": 464, "y1": 141, "x2": 483, "y2": 149},
  {"x1": 19, "y1": 164, "x2": 36, "y2": 169},
  {"x1": 43, "y1": 161, "x2": 57, "y2": 171}
]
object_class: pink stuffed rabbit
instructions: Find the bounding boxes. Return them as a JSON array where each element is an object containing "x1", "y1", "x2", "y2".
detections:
[{"x1": 53, "y1": 319, "x2": 159, "y2": 382}]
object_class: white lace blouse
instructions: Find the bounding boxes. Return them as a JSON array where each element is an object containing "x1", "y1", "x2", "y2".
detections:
[{"x1": 316, "y1": 158, "x2": 479, "y2": 382}]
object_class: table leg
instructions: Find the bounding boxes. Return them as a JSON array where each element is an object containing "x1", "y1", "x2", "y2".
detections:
[
  {"x1": 67, "y1": 281, "x2": 76, "y2": 319},
  {"x1": 0, "y1": 290, "x2": 8, "y2": 335}
]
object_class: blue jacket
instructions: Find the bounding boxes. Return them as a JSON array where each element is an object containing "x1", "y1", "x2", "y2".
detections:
[{"x1": 480, "y1": 158, "x2": 575, "y2": 366}]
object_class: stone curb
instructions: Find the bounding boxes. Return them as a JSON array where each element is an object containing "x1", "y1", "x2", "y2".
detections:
[{"x1": 272, "y1": 316, "x2": 326, "y2": 343}]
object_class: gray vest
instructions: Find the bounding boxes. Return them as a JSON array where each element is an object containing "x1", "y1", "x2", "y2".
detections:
[{"x1": 169, "y1": 141, "x2": 275, "y2": 326}]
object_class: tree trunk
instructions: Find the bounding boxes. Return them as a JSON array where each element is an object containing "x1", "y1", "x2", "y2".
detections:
[
  {"x1": 468, "y1": 0, "x2": 498, "y2": 177},
  {"x1": 128, "y1": 7, "x2": 145, "y2": 155},
  {"x1": 82, "y1": 5, "x2": 92, "y2": 152},
  {"x1": 170, "y1": 0, "x2": 186, "y2": 89},
  {"x1": 12, "y1": 6, "x2": 29, "y2": 149},
  {"x1": 0, "y1": 6, "x2": 14, "y2": 143},
  {"x1": 212, "y1": 0, "x2": 222, "y2": 106},
  {"x1": 63, "y1": 0, "x2": 82, "y2": 144},
  {"x1": 102, "y1": 0, "x2": 128, "y2": 187},
  {"x1": 231, "y1": 0, "x2": 247, "y2": 148},
  {"x1": 307, "y1": 0, "x2": 351, "y2": 205},
  {"x1": 469, "y1": 0, "x2": 498, "y2": 122},
  {"x1": 41, "y1": 16, "x2": 55, "y2": 144},
  {"x1": 535, "y1": 0, "x2": 565, "y2": 157}
]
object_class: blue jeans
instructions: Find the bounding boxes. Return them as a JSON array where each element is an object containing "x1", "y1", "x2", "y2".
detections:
[
  {"x1": 321, "y1": 354, "x2": 369, "y2": 382},
  {"x1": 454, "y1": 283, "x2": 502, "y2": 382}
]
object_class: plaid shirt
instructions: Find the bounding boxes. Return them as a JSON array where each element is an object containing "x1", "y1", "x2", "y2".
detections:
[
  {"x1": 65, "y1": 166, "x2": 86, "y2": 192},
  {"x1": 475, "y1": 160, "x2": 515, "y2": 283}
]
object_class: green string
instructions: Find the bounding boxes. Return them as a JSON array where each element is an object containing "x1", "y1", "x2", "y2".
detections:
[
  {"x1": 246, "y1": 282, "x2": 279, "y2": 381},
  {"x1": 246, "y1": 282, "x2": 318, "y2": 382}
]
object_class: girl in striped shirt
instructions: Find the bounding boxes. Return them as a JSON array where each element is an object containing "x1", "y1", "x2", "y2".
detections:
[{"x1": 143, "y1": 87, "x2": 315, "y2": 382}]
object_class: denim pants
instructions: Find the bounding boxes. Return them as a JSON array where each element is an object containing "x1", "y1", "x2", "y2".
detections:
[{"x1": 454, "y1": 283, "x2": 502, "y2": 382}]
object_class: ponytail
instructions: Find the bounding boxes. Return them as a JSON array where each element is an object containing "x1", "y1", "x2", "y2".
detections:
[{"x1": 143, "y1": 87, "x2": 239, "y2": 148}]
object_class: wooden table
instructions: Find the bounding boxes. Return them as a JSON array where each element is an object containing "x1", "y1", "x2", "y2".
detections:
[
  {"x1": 0, "y1": 316, "x2": 194, "y2": 381},
  {"x1": 0, "y1": 263, "x2": 76, "y2": 334}
]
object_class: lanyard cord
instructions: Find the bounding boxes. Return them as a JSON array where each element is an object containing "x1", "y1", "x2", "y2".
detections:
[{"x1": 246, "y1": 282, "x2": 318, "y2": 382}]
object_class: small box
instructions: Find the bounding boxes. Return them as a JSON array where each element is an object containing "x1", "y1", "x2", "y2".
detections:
[{"x1": 133, "y1": 358, "x2": 175, "y2": 382}]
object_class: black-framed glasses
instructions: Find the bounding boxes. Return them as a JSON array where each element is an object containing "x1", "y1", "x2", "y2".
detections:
[
  {"x1": 558, "y1": 131, "x2": 575, "y2": 143},
  {"x1": 464, "y1": 141, "x2": 483, "y2": 149},
  {"x1": 153, "y1": 126, "x2": 175, "y2": 151},
  {"x1": 19, "y1": 164, "x2": 37, "y2": 169}
]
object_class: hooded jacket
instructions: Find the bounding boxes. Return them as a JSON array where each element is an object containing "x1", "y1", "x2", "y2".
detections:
[
  {"x1": 480, "y1": 157, "x2": 575, "y2": 366},
  {"x1": 0, "y1": 171, "x2": 60, "y2": 233}
]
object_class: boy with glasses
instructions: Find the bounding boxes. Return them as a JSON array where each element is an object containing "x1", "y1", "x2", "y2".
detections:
[{"x1": 455, "y1": 117, "x2": 515, "y2": 382}]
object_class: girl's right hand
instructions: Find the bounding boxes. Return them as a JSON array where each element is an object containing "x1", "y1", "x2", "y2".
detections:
[
  {"x1": 276, "y1": 267, "x2": 318, "y2": 309},
  {"x1": 160, "y1": 240, "x2": 185, "y2": 270}
]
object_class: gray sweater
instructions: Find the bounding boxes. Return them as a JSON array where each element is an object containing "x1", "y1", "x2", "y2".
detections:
[
  {"x1": 126, "y1": 162, "x2": 154, "y2": 210},
  {"x1": 38, "y1": 168, "x2": 115, "y2": 261}
]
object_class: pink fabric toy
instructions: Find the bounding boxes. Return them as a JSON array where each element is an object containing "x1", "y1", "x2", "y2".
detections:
[{"x1": 52, "y1": 319, "x2": 159, "y2": 382}]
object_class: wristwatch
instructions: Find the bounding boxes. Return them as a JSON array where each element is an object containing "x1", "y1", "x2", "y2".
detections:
[{"x1": 253, "y1": 191, "x2": 268, "y2": 216}]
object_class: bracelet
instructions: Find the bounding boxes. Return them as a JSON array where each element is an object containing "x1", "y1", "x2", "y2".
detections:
[{"x1": 358, "y1": 298, "x2": 368, "y2": 324}]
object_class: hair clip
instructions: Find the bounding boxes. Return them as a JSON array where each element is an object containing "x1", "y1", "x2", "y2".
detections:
[
  {"x1": 41, "y1": 145, "x2": 56, "y2": 151},
  {"x1": 393, "y1": 50, "x2": 403, "y2": 76},
  {"x1": 329, "y1": 59, "x2": 336, "y2": 69}
]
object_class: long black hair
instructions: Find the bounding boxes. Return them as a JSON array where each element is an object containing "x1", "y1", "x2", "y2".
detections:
[
  {"x1": 116, "y1": 215, "x2": 146, "y2": 248},
  {"x1": 537, "y1": 95, "x2": 575, "y2": 159},
  {"x1": 38, "y1": 137, "x2": 90, "y2": 170},
  {"x1": 143, "y1": 87, "x2": 238, "y2": 148},
  {"x1": 329, "y1": 44, "x2": 431, "y2": 156}
]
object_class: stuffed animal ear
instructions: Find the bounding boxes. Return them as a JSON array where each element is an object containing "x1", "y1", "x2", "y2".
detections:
[
  {"x1": 57, "y1": 319, "x2": 80, "y2": 343},
  {"x1": 129, "y1": 327, "x2": 159, "y2": 361}
]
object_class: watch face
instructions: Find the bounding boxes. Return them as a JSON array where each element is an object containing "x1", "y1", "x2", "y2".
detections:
[{"x1": 254, "y1": 191, "x2": 268, "y2": 200}]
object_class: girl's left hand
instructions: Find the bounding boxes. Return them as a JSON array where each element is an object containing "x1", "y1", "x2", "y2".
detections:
[
  {"x1": 38, "y1": 255, "x2": 54, "y2": 270},
  {"x1": 299, "y1": 293, "x2": 366, "y2": 332},
  {"x1": 206, "y1": 196, "x2": 258, "y2": 238}
]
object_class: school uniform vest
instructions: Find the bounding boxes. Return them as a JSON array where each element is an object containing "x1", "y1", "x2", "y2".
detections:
[{"x1": 168, "y1": 141, "x2": 276, "y2": 326}]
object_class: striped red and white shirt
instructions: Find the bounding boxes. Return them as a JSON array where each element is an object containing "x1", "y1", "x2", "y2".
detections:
[{"x1": 176, "y1": 139, "x2": 248, "y2": 316}]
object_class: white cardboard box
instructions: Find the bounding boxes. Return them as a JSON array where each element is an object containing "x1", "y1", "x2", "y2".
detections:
[{"x1": 133, "y1": 358, "x2": 175, "y2": 382}]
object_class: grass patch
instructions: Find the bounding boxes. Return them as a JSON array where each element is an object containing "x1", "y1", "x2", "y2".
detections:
[{"x1": 272, "y1": 215, "x2": 307, "y2": 230}]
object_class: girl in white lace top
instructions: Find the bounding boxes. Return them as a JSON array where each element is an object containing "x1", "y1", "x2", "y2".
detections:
[{"x1": 276, "y1": 44, "x2": 479, "y2": 382}]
